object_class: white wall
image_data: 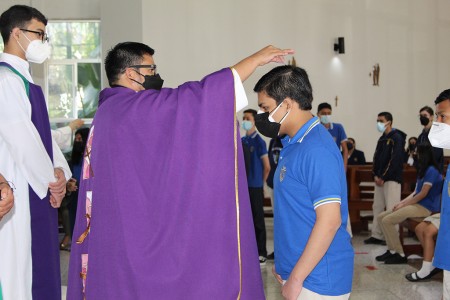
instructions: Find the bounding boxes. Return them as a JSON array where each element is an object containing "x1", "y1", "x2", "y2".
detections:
[
  {"x1": 0, "y1": 0, "x2": 100, "y2": 19},
  {"x1": 143, "y1": 0, "x2": 450, "y2": 159},
  {"x1": 2, "y1": 0, "x2": 450, "y2": 159}
]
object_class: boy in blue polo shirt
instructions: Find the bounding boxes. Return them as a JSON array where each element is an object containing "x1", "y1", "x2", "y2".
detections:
[
  {"x1": 317, "y1": 102, "x2": 349, "y2": 170},
  {"x1": 428, "y1": 89, "x2": 450, "y2": 300},
  {"x1": 241, "y1": 109, "x2": 270, "y2": 265},
  {"x1": 254, "y1": 66, "x2": 353, "y2": 299}
]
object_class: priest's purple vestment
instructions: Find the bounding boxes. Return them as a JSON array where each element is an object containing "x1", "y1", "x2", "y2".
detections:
[{"x1": 67, "y1": 68, "x2": 265, "y2": 299}]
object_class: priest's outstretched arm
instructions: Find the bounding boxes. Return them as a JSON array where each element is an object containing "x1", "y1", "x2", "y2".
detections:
[{"x1": 232, "y1": 45, "x2": 294, "y2": 82}]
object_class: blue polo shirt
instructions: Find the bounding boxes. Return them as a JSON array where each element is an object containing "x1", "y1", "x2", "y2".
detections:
[
  {"x1": 325, "y1": 122, "x2": 347, "y2": 149},
  {"x1": 241, "y1": 131, "x2": 268, "y2": 188},
  {"x1": 434, "y1": 165, "x2": 450, "y2": 271},
  {"x1": 274, "y1": 117, "x2": 353, "y2": 296},
  {"x1": 415, "y1": 166, "x2": 443, "y2": 212}
]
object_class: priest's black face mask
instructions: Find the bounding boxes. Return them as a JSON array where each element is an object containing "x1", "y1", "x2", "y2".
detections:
[{"x1": 129, "y1": 65, "x2": 164, "y2": 90}]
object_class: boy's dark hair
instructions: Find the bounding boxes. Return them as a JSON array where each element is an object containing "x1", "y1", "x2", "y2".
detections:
[
  {"x1": 378, "y1": 112, "x2": 393, "y2": 124},
  {"x1": 243, "y1": 109, "x2": 257, "y2": 118},
  {"x1": 104, "y1": 42, "x2": 155, "y2": 86},
  {"x1": 254, "y1": 65, "x2": 313, "y2": 110},
  {"x1": 0, "y1": 5, "x2": 47, "y2": 44},
  {"x1": 435, "y1": 89, "x2": 450, "y2": 105},
  {"x1": 317, "y1": 102, "x2": 332, "y2": 113}
]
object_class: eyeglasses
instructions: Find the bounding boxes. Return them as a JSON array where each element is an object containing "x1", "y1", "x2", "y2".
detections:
[
  {"x1": 20, "y1": 28, "x2": 49, "y2": 43},
  {"x1": 129, "y1": 64, "x2": 157, "y2": 75}
]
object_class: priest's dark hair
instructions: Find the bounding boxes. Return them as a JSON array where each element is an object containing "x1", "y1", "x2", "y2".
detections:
[
  {"x1": 253, "y1": 65, "x2": 313, "y2": 111},
  {"x1": 105, "y1": 42, "x2": 155, "y2": 86},
  {"x1": 0, "y1": 5, "x2": 47, "y2": 44},
  {"x1": 435, "y1": 89, "x2": 450, "y2": 105}
]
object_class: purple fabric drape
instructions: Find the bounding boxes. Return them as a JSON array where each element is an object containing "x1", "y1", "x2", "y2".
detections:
[{"x1": 67, "y1": 68, "x2": 265, "y2": 299}]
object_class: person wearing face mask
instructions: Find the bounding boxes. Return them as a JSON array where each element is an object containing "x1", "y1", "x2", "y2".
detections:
[
  {"x1": 418, "y1": 106, "x2": 444, "y2": 172},
  {"x1": 67, "y1": 42, "x2": 293, "y2": 299},
  {"x1": 254, "y1": 65, "x2": 353, "y2": 300},
  {"x1": 58, "y1": 127, "x2": 90, "y2": 251},
  {"x1": 364, "y1": 112, "x2": 406, "y2": 245},
  {"x1": 51, "y1": 119, "x2": 85, "y2": 152},
  {"x1": 317, "y1": 102, "x2": 349, "y2": 170},
  {"x1": 428, "y1": 89, "x2": 450, "y2": 300},
  {"x1": 241, "y1": 109, "x2": 270, "y2": 265},
  {"x1": 404, "y1": 137, "x2": 417, "y2": 166},
  {"x1": 0, "y1": 5, "x2": 72, "y2": 300},
  {"x1": 347, "y1": 138, "x2": 366, "y2": 165}
]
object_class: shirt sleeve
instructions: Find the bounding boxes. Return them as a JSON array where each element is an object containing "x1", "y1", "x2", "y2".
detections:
[
  {"x1": 339, "y1": 124, "x2": 348, "y2": 143},
  {"x1": 52, "y1": 138, "x2": 72, "y2": 181},
  {"x1": 301, "y1": 148, "x2": 343, "y2": 209},
  {"x1": 51, "y1": 126, "x2": 72, "y2": 151},
  {"x1": 0, "y1": 70, "x2": 56, "y2": 199},
  {"x1": 258, "y1": 136, "x2": 268, "y2": 158},
  {"x1": 423, "y1": 167, "x2": 439, "y2": 186},
  {"x1": 231, "y1": 68, "x2": 248, "y2": 112}
]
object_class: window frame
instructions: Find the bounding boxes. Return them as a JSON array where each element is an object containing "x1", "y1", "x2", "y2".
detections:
[{"x1": 44, "y1": 20, "x2": 101, "y2": 124}]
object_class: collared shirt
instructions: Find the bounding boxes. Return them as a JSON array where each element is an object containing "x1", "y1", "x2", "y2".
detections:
[
  {"x1": 434, "y1": 165, "x2": 450, "y2": 271},
  {"x1": 274, "y1": 116, "x2": 353, "y2": 296},
  {"x1": 241, "y1": 131, "x2": 268, "y2": 188}
]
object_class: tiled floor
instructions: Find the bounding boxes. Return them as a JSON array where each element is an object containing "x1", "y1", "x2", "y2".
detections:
[{"x1": 60, "y1": 217, "x2": 444, "y2": 299}]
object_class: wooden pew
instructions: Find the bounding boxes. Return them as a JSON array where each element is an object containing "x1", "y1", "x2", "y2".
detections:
[{"x1": 347, "y1": 165, "x2": 375, "y2": 233}]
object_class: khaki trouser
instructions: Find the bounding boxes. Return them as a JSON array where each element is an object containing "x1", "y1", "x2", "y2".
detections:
[
  {"x1": 378, "y1": 204, "x2": 431, "y2": 254},
  {"x1": 371, "y1": 181, "x2": 401, "y2": 240}
]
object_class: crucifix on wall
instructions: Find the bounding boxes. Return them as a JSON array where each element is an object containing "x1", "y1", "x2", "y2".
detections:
[{"x1": 370, "y1": 64, "x2": 380, "y2": 86}]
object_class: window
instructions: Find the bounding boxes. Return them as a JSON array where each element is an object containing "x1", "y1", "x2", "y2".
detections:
[{"x1": 45, "y1": 21, "x2": 101, "y2": 121}]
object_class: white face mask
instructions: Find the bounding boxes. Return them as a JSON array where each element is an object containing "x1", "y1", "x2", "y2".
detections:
[
  {"x1": 428, "y1": 122, "x2": 450, "y2": 149},
  {"x1": 320, "y1": 115, "x2": 331, "y2": 124},
  {"x1": 17, "y1": 32, "x2": 51, "y2": 64},
  {"x1": 377, "y1": 122, "x2": 386, "y2": 133}
]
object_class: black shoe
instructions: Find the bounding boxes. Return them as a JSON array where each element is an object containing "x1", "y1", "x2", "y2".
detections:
[
  {"x1": 405, "y1": 268, "x2": 442, "y2": 282},
  {"x1": 364, "y1": 237, "x2": 386, "y2": 245},
  {"x1": 267, "y1": 252, "x2": 275, "y2": 260},
  {"x1": 384, "y1": 253, "x2": 407, "y2": 264},
  {"x1": 376, "y1": 250, "x2": 394, "y2": 262}
]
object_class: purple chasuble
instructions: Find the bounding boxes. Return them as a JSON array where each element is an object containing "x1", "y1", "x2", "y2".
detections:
[
  {"x1": 0, "y1": 62, "x2": 61, "y2": 300},
  {"x1": 67, "y1": 68, "x2": 264, "y2": 299}
]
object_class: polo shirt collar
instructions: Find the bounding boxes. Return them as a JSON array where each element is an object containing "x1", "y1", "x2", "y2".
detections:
[{"x1": 281, "y1": 116, "x2": 320, "y2": 147}]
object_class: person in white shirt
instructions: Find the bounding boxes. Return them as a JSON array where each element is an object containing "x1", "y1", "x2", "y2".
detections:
[
  {"x1": 0, "y1": 5, "x2": 71, "y2": 300},
  {"x1": 52, "y1": 119, "x2": 84, "y2": 151}
]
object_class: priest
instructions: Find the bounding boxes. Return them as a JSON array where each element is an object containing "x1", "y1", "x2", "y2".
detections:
[{"x1": 67, "y1": 42, "x2": 293, "y2": 299}]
